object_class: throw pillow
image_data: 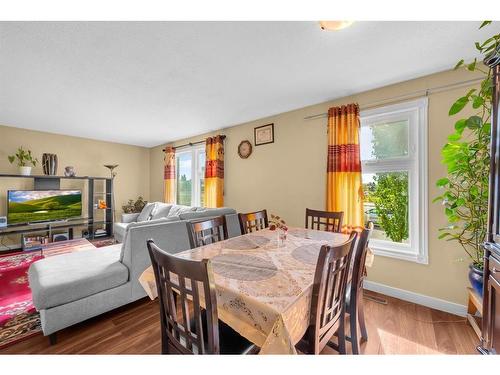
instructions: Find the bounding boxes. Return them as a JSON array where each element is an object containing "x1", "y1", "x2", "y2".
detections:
[
  {"x1": 151, "y1": 203, "x2": 173, "y2": 220},
  {"x1": 137, "y1": 202, "x2": 157, "y2": 222}
]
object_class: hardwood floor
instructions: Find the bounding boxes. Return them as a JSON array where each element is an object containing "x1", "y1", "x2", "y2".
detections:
[{"x1": 0, "y1": 291, "x2": 479, "y2": 355}]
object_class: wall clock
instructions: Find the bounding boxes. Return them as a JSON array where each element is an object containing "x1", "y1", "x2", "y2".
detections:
[{"x1": 238, "y1": 140, "x2": 253, "y2": 159}]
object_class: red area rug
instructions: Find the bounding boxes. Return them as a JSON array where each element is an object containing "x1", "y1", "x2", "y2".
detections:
[
  {"x1": 0, "y1": 252, "x2": 43, "y2": 349},
  {"x1": 0, "y1": 238, "x2": 99, "y2": 349}
]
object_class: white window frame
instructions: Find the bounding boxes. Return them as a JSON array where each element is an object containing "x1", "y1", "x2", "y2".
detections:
[
  {"x1": 360, "y1": 98, "x2": 428, "y2": 264},
  {"x1": 175, "y1": 144, "x2": 206, "y2": 207}
]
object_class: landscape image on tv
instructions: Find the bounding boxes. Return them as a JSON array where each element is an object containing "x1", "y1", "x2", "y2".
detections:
[{"x1": 7, "y1": 190, "x2": 82, "y2": 225}]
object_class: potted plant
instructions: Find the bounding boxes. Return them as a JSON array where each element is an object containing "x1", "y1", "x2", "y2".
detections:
[
  {"x1": 8, "y1": 147, "x2": 38, "y2": 176},
  {"x1": 121, "y1": 196, "x2": 147, "y2": 222},
  {"x1": 435, "y1": 21, "x2": 499, "y2": 295}
]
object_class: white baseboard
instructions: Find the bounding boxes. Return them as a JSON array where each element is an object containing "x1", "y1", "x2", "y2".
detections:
[{"x1": 363, "y1": 280, "x2": 467, "y2": 317}]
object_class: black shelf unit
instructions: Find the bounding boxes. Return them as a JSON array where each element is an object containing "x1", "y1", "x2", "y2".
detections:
[{"x1": 0, "y1": 174, "x2": 114, "y2": 249}]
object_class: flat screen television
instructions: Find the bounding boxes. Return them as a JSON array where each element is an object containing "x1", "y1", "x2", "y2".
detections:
[{"x1": 7, "y1": 190, "x2": 83, "y2": 225}]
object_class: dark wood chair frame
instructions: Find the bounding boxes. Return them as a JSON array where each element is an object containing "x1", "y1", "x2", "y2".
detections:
[
  {"x1": 147, "y1": 240, "x2": 220, "y2": 354},
  {"x1": 238, "y1": 209, "x2": 269, "y2": 234},
  {"x1": 188, "y1": 216, "x2": 228, "y2": 248},
  {"x1": 297, "y1": 232, "x2": 357, "y2": 354},
  {"x1": 305, "y1": 208, "x2": 344, "y2": 233},
  {"x1": 345, "y1": 222, "x2": 373, "y2": 354}
]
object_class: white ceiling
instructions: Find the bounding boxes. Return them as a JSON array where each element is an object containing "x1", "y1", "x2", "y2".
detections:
[{"x1": 0, "y1": 21, "x2": 498, "y2": 147}]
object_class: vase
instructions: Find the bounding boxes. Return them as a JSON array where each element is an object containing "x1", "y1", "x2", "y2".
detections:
[
  {"x1": 42, "y1": 153, "x2": 58, "y2": 175},
  {"x1": 19, "y1": 166, "x2": 32, "y2": 176},
  {"x1": 277, "y1": 228, "x2": 287, "y2": 247},
  {"x1": 64, "y1": 166, "x2": 76, "y2": 177},
  {"x1": 468, "y1": 264, "x2": 484, "y2": 296}
]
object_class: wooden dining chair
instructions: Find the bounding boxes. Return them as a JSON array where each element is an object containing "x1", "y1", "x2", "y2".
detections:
[
  {"x1": 305, "y1": 208, "x2": 344, "y2": 233},
  {"x1": 146, "y1": 240, "x2": 256, "y2": 354},
  {"x1": 238, "y1": 209, "x2": 269, "y2": 234},
  {"x1": 296, "y1": 232, "x2": 357, "y2": 355},
  {"x1": 345, "y1": 222, "x2": 373, "y2": 354},
  {"x1": 188, "y1": 216, "x2": 228, "y2": 248}
]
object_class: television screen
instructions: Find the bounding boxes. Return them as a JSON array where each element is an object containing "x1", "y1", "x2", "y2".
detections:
[{"x1": 7, "y1": 190, "x2": 82, "y2": 225}]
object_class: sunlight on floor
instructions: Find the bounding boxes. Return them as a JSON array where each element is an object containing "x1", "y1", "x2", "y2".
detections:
[{"x1": 377, "y1": 328, "x2": 440, "y2": 354}]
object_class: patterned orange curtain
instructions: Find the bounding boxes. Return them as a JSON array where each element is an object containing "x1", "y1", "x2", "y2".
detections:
[
  {"x1": 204, "y1": 135, "x2": 225, "y2": 208},
  {"x1": 326, "y1": 103, "x2": 364, "y2": 233},
  {"x1": 163, "y1": 146, "x2": 176, "y2": 204}
]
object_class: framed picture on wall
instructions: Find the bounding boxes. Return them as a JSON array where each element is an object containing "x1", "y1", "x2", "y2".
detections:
[{"x1": 254, "y1": 123, "x2": 274, "y2": 146}]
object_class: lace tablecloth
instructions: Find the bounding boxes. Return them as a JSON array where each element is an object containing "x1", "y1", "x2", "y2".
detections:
[{"x1": 138, "y1": 227, "x2": 350, "y2": 354}]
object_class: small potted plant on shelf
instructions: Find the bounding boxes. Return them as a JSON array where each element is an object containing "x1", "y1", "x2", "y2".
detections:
[
  {"x1": 121, "y1": 196, "x2": 147, "y2": 222},
  {"x1": 8, "y1": 147, "x2": 38, "y2": 176},
  {"x1": 269, "y1": 214, "x2": 288, "y2": 247},
  {"x1": 434, "y1": 21, "x2": 499, "y2": 295}
]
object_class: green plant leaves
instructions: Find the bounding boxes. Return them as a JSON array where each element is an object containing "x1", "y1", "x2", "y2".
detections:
[
  {"x1": 454, "y1": 59, "x2": 464, "y2": 70},
  {"x1": 436, "y1": 178, "x2": 449, "y2": 187},
  {"x1": 454, "y1": 119, "x2": 467, "y2": 134},
  {"x1": 467, "y1": 59, "x2": 477, "y2": 71},
  {"x1": 449, "y1": 96, "x2": 468, "y2": 115},
  {"x1": 466, "y1": 115, "x2": 482, "y2": 129},
  {"x1": 480, "y1": 21, "x2": 492, "y2": 29},
  {"x1": 472, "y1": 95, "x2": 484, "y2": 109}
]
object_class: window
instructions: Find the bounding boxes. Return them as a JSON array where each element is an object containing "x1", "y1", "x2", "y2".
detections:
[
  {"x1": 175, "y1": 144, "x2": 206, "y2": 207},
  {"x1": 360, "y1": 98, "x2": 428, "y2": 263}
]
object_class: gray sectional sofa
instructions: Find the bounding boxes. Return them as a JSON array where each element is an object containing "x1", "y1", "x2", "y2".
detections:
[
  {"x1": 28, "y1": 203, "x2": 241, "y2": 341},
  {"x1": 113, "y1": 203, "x2": 240, "y2": 242}
]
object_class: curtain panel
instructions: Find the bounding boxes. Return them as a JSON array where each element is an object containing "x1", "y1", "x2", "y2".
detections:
[
  {"x1": 163, "y1": 146, "x2": 176, "y2": 204},
  {"x1": 204, "y1": 135, "x2": 225, "y2": 208},
  {"x1": 326, "y1": 103, "x2": 364, "y2": 233}
]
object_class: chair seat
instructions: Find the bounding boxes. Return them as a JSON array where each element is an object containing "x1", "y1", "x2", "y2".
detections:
[
  {"x1": 29, "y1": 245, "x2": 128, "y2": 310},
  {"x1": 189, "y1": 311, "x2": 256, "y2": 354}
]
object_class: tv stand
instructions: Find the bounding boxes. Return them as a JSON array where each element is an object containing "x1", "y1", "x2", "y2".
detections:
[{"x1": 0, "y1": 173, "x2": 114, "y2": 251}]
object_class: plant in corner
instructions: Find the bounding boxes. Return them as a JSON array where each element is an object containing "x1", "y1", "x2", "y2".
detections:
[
  {"x1": 8, "y1": 147, "x2": 38, "y2": 176},
  {"x1": 435, "y1": 21, "x2": 499, "y2": 295},
  {"x1": 122, "y1": 197, "x2": 147, "y2": 213}
]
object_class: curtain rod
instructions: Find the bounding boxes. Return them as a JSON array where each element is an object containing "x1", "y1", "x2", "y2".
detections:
[
  {"x1": 162, "y1": 135, "x2": 226, "y2": 152},
  {"x1": 303, "y1": 77, "x2": 484, "y2": 121}
]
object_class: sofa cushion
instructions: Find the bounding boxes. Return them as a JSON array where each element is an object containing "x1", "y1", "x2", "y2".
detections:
[
  {"x1": 137, "y1": 202, "x2": 156, "y2": 222},
  {"x1": 151, "y1": 203, "x2": 173, "y2": 220},
  {"x1": 178, "y1": 207, "x2": 237, "y2": 221},
  {"x1": 29, "y1": 244, "x2": 128, "y2": 310},
  {"x1": 168, "y1": 205, "x2": 196, "y2": 217}
]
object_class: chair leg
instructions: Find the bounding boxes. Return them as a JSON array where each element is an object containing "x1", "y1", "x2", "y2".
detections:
[
  {"x1": 358, "y1": 290, "x2": 368, "y2": 341},
  {"x1": 350, "y1": 309, "x2": 360, "y2": 355},
  {"x1": 338, "y1": 312, "x2": 346, "y2": 354},
  {"x1": 49, "y1": 333, "x2": 57, "y2": 345}
]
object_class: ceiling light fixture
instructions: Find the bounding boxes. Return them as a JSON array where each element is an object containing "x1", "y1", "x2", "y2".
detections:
[{"x1": 319, "y1": 21, "x2": 354, "y2": 31}]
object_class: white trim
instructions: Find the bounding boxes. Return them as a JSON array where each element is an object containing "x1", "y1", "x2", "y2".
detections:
[
  {"x1": 363, "y1": 280, "x2": 467, "y2": 317},
  {"x1": 360, "y1": 97, "x2": 429, "y2": 264},
  {"x1": 175, "y1": 143, "x2": 206, "y2": 207}
]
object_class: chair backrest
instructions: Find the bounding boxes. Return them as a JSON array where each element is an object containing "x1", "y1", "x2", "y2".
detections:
[
  {"x1": 238, "y1": 209, "x2": 269, "y2": 234},
  {"x1": 348, "y1": 222, "x2": 374, "y2": 299},
  {"x1": 147, "y1": 240, "x2": 220, "y2": 354},
  {"x1": 307, "y1": 232, "x2": 357, "y2": 354},
  {"x1": 188, "y1": 216, "x2": 228, "y2": 248},
  {"x1": 305, "y1": 208, "x2": 344, "y2": 233}
]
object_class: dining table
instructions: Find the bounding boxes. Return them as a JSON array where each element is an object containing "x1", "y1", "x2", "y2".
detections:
[{"x1": 138, "y1": 227, "x2": 354, "y2": 354}]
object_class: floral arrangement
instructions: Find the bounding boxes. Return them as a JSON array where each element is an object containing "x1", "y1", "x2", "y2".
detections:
[{"x1": 269, "y1": 214, "x2": 288, "y2": 232}]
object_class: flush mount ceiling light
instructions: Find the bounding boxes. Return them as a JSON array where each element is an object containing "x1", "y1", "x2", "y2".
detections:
[{"x1": 319, "y1": 21, "x2": 354, "y2": 31}]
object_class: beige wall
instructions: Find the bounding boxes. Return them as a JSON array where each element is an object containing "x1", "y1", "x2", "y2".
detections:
[
  {"x1": 150, "y1": 68, "x2": 483, "y2": 306},
  {"x1": 0, "y1": 125, "x2": 150, "y2": 246}
]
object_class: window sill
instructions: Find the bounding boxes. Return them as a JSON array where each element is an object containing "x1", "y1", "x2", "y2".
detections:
[{"x1": 370, "y1": 242, "x2": 428, "y2": 264}]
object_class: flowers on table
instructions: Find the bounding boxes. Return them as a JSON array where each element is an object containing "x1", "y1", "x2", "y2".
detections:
[{"x1": 269, "y1": 214, "x2": 288, "y2": 247}]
